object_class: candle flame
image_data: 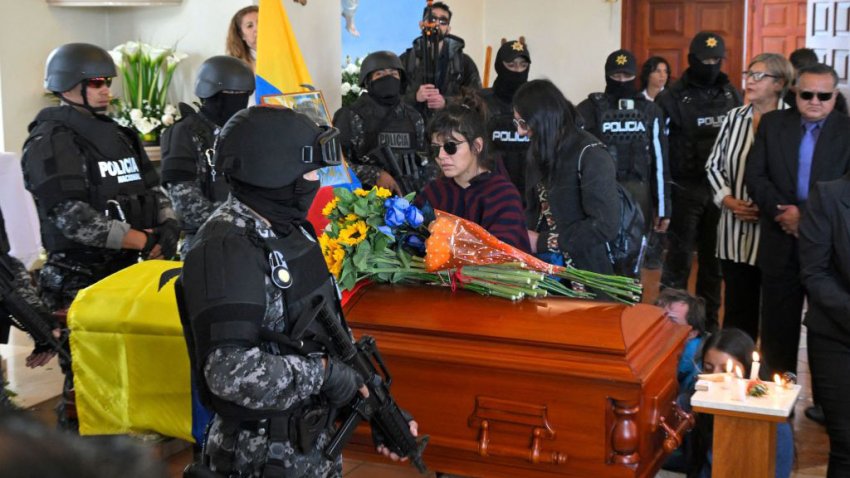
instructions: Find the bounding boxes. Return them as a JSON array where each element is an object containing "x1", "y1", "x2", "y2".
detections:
[
  {"x1": 774, "y1": 373, "x2": 781, "y2": 384},
  {"x1": 734, "y1": 365, "x2": 743, "y2": 378},
  {"x1": 753, "y1": 351, "x2": 760, "y2": 362},
  {"x1": 725, "y1": 359, "x2": 733, "y2": 374}
]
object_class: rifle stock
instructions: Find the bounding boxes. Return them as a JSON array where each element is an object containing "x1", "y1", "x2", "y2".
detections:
[{"x1": 366, "y1": 145, "x2": 416, "y2": 195}]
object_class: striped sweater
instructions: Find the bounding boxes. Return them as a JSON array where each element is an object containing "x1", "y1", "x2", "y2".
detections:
[
  {"x1": 705, "y1": 101, "x2": 788, "y2": 264},
  {"x1": 415, "y1": 172, "x2": 531, "y2": 252}
]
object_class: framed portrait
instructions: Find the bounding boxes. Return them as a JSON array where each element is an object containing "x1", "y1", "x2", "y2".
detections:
[
  {"x1": 261, "y1": 90, "x2": 332, "y2": 127},
  {"x1": 261, "y1": 89, "x2": 360, "y2": 189}
]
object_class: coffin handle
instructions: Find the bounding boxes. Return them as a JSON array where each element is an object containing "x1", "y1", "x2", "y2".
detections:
[
  {"x1": 659, "y1": 402, "x2": 695, "y2": 454},
  {"x1": 475, "y1": 420, "x2": 568, "y2": 465}
]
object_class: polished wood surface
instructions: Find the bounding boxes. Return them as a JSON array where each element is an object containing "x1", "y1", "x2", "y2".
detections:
[
  {"x1": 622, "y1": 0, "x2": 745, "y2": 86},
  {"x1": 748, "y1": 0, "x2": 807, "y2": 59},
  {"x1": 711, "y1": 416, "x2": 777, "y2": 478},
  {"x1": 341, "y1": 285, "x2": 691, "y2": 478}
]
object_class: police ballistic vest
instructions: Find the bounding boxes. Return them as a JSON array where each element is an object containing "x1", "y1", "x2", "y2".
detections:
[
  {"x1": 667, "y1": 84, "x2": 740, "y2": 182},
  {"x1": 482, "y1": 90, "x2": 530, "y2": 154},
  {"x1": 21, "y1": 106, "x2": 160, "y2": 254},
  {"x1": 588, "y1": 93, "x2": 653, "y2": 182},
  {"x1": 161, "y1": 105, "x2": 229, "y2": 204},
  {"x1": 182, "y1": 218, "x2": 339, "y2": 420},
  {"x1": 350, "y1": 97, "x2": 421, "y2": 159}
]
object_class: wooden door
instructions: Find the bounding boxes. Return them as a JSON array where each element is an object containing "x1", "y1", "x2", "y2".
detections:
[
  {"x1": 807, "y1": 0, "x2": 850, "y2": 95},
  {"x1": 749, "y1": 0, "x2": 807, "y2": 58},
  {"x1": 622, "y1": 0, "x2": 745, "y2": 86}
]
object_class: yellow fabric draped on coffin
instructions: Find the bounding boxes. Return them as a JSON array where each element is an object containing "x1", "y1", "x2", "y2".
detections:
[{"x1": 67, "y1": 260, "x2": 192, "y2": 441}]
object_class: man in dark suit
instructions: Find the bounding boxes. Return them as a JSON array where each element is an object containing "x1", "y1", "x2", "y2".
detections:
[
  {"x1": 799, "y1": 173, "x2": 850, "y2": 477},
  {"x1": 745, "y1": 63, "x2": 850, "y2": 378}
]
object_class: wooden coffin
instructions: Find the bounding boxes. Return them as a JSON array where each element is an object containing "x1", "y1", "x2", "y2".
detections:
[{"x1": 342, "y1": 284, "x2": 691, "y2": 478}]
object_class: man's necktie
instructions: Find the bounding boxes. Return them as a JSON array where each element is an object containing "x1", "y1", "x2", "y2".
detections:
[{"x1": 797, "y1": 122, "x2": 820, "y2": 201}]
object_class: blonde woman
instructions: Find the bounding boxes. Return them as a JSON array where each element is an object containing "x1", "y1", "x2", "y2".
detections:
[
  {"x1": 705, "y1": 53, "x2": 793, "y2": 340},
  {"x1": 226, "y1": 5, "x2": 258, "y2": 70}
]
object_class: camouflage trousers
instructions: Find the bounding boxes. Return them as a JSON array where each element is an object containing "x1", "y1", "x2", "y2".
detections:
[{"x1": 205, "y1": 415, "x2": 343, "y2": 478}]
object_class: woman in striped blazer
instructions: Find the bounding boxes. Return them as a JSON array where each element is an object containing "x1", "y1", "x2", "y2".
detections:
[{"x1": 705, "y1": 53, "x2": 794, "y2": 340}]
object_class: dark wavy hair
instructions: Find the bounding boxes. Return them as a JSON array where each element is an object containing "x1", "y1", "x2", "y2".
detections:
[
  {"x1": 700, "y1": 328, "x2": 756, "y2": 376},
  {"x1": 427, "y1": 92, "x2": 492, "y2": 170},
  {"x1": 655, "y1": 288, "x2": 706, "y2": 337},
  {"x1": 639, "y1": 56, "x2": 671, "y2": 91},
  {"x1": 512, "y1": 79, "x2": 579, "y2": 176}
]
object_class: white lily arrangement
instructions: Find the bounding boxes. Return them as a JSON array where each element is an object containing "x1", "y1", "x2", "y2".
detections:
[
  {"x1": 341, "y1": 56, "x2": 365, "y2": 107},
  {"x1": 110, "y1": 41, "x2": 188, "y2": 142}
]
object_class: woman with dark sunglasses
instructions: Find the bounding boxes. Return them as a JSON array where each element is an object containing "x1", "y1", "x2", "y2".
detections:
[
  {"x1": 414, "y1": 96, "x2": 530, "y2": 251},
  {"x1": 513, "y1": 79, "x2": 620, "y2": 274}
]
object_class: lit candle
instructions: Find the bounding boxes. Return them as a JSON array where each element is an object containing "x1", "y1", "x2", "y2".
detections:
[
  {"x1": 734, "y1": 365, "x2": 747, "y2": 401},
  {"x1": 724, "y1": 359, "x2": 733, "y2": 390},
  {"x1": 750, "y1": 351, "x2": 761, "y2": 381}
]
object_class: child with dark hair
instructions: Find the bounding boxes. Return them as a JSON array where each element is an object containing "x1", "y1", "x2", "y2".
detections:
[
  {"x1": 415, "y1": 95, "x2": 530, "y2": 251},
  {"x1": 656, "y1": 288, "x2": 707, "y2": 393},
  {"x1": 685, "y1": 328, "x2": 794, "y2": 478}
]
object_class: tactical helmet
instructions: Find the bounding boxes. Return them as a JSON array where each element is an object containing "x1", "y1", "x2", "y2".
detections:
[
  {"x1": 44, "y1": 43, "x2": 116, "y2": 93},
  {"x1": 215, "y1": 106, "x2": 342, "y2": 189},
  {"x1": 689, "y1": 32, "x2": 726, "y2": 61},
  {"x1": 195, "y1": 56, "x2": 255, "y2": 99},
  {"x1": 358, "y1": 51, "x2": 406, "y2": 88},
  {"x1": 605, "y1": 49, "x2": 637, "y2": 76}
]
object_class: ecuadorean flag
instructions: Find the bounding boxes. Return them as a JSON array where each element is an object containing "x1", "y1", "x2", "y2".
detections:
[{"x1": 254, "y1": 0, "x2": 313, "y2": 101}]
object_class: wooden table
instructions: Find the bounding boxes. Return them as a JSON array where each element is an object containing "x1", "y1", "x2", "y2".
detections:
[{"x1": 692, "y1": 381, "x2": 801, "y2": 478}]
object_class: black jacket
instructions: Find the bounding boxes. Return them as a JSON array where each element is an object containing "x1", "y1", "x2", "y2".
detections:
[
  {"x1": 400, "y1": 34, "x2": 481, "y2": 114},
  {"x1": 799, "y1": 174, "x2": 850, "y2": 343},
  {"x1": 745, "y1": 109, "x2": 850, "y2": 275},
  {"x1": 526, "y1": 130, "x2": 620, "y2": 274}
]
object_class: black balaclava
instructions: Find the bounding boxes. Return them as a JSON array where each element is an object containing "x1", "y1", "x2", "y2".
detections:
[
  {"x1": 605, "y1": 77, "x2": 638, "y2": 100},
  {"x1": 687, "y1": 53, "x2": 722, "y2": 87},
  {"x1": 492, "y1": 40, "x2": 531, "y2": 102},
  {"x1": 603, "y1": 49, "x2": 638, "y2": 100},
  {"x1": 200, "y1": 91, "x2": 251, "y2": 126},
  {"x1": 367, "y1": 76, "x2": 402, "y2": 106},
  {"x1": 231, "y1": 177, "x2": 320, "y2": 236}
]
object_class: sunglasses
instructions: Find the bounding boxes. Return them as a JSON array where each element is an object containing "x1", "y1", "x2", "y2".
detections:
[
  {"x1": 430, "y1": 140, "x2": 466, "y2": 157},
  {"x1": 429, "y1": 15, "x2": 450, "y2": 26},
  {"x1": 799, "y1": 90, "x2": 834, "y2": 102},
  {"x1": 512, "y1": 117, "x2": 528, "y2": 130},
  {"x1": 86, "y1": 77, "x2": 113, "y2": 89},
  {"x1": 744, "y1": 71, "x2": 778, "y2": 82}
]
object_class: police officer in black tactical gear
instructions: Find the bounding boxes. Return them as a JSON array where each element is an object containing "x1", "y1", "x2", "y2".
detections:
[
  {"x1": 333, "y1": 50, "x2": 433, "y2": 195},
  {"x1": 21, "y1": 43, "x2": 179, "y2": 312},
  {"x1": 577, "y1": 49, "x2": 671, "y2": 240},
  {"x1": 479, "y1": 38, "x2": 532, "y2": 199},
  {"x1": 400, "y1": 1, "x2": 481, "y2": 117},
  {"x1": 656, "y1": 32, "x2": 743, "y2": 331},
  {"x1": 179, "y1": 106, "x2": 417, "y2": 477},
  {"x1": 160, "y1": 55, "x2": 254, "y2": 257}
]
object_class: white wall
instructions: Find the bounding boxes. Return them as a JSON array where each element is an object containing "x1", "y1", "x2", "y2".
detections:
[
  {"x1": 482, "y1": 0, "x2": 622, "y2": 103},
  {"x1": 106, "y1": 0, "x2": 342, "y2": 114},
  {"x1": 0, "y1": 1, "x2": 108, "y2": 153}
]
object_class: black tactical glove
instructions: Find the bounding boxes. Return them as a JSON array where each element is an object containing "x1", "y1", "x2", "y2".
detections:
[
  {"x1": 152, "y1": 218, "x2": 180, "y2": 259},
  {"x1": 321, "y1": 357, "x2": 364, "y2": 407}
]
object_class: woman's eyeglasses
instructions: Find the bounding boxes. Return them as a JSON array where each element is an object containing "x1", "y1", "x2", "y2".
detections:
[
  {"x1": 430, "y1": 140, "x2": 466, "y2": 157},
  {"x1": 799, "y1": 90, "x2": 834, "y2": 102},
  {"x1": 86, "y1": 77, "x2": 113, "y2": 89},
  {"x1": 512, "y1": 118, "x2": 528, "y2": 130},
  {"x1": 744, "y1": 71, "x2": 778, "y2": 82}
]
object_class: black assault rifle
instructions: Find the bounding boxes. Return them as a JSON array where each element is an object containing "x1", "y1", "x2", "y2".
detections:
[
  {"x1": 0, "y1": 254, "x2": 70, "y2": 363},
  {"x1": 364, "y1": 145, "x2": 419, "y2": 196},
  {"x1": 419, "y1": 0, "x2": 440, "y2": 87},
  {"x1": 315, "y1": 296, "x2": 429, "y2": 474}
]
